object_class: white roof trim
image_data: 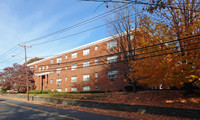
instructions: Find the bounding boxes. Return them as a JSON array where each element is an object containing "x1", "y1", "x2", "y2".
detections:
[
  {"x1": 27, "y1": 34, "x2": 119, "y2": 66},
  {"x1": 35, "y1": 72, "x2": 50, "y2": 76}
]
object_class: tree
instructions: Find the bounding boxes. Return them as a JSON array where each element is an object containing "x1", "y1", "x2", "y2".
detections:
[
  {"x1": 0, "y1": 63, "x2": 34, "y2": 92},
  {"x1": 27, "y1": 57, "x2": 43, "y2": 64},
  {"x1": 106, "y1": 3, "x2": 140, "y2": 92},
  {"x1": 129, "y1": 0, "x2": 200, "y2": 92}
]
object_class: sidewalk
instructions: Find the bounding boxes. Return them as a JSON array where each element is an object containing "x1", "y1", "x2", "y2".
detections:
[{"x1": 1, "y1": 94, "x2": 200, "y2": 119}]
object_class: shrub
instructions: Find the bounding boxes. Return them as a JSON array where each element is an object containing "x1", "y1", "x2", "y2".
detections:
[
  {"x1": 29, "y1": 90, "x2": 42, "y2": 94},
  {"x1": 29, "y1": 90, "x2": 54, "y2": 94},
  {"x1": 62, "y1": 91, "x2": 105, "y2": 94},
  {"x1": 118, "y1": 89, "x2": 123, "y2": 92},
  {"x1": 124, "y1": 86, "x2": 133, "y2": 92},
  {"x1": 106, "y1": 90, "x2": 111, "y2": 93},
  {"x1": 1, "y1": 88, "x2": 8, "y2": 93}
]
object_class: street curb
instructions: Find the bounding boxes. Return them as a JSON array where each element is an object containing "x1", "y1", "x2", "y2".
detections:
[{"x1": 1, "y1": 94, "x2": 200, "y2": 119}]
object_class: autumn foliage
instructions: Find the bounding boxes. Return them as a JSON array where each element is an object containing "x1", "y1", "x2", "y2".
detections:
[
  {"x1": 0, "y1": 63, "x2": 34, "y2": 92},
  {"x1": 128, "y1": 0, "x2": 200, "y2": 89}
]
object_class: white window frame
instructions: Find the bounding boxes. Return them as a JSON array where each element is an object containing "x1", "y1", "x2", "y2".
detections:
[
  {"x1": 51, "y1": 69, "x2": 53, "y2": 73},
  {"x1": 107, "y1": 55, "x2": 118, "y2": 63},
  {"x1": 83, "y1": 86, "x2": 90, "y2": 91},
  {"x1": 95, "y1": 72, "x2": 98, "y2": 78},
  {"x1": 35, "y1": 65, "x2": 37, "y2": 68},
  {"x1": 39, "y1": 67, "x2": 41, "y2": 72},
  {"x1": 42, "y1": 66, "x2": 45, "y2": 71},
  {"x1": 57, "y1": 57, "x2": 62, "y2": 63},
  {"x1": 56, "y1": 89, "x2": 62, "y2": 92},
  {"x1": 46, "y1": 66, "x2": 48, "y2": 70},
  {"x1": 83, "y1": 61, "x2": 90, "y2": 68},
  {"x1": 71, "y1": 64, "x2": 77, "y2": 70},
  {"x1": 71, "y1": 76, "x2": 77, "y2": 83},
  {"x1": 56, "y1": 68, "x2": 62, "y2": 74},
  {"x1": 65, "y1": 88, "x2": 68, "y2": 92},
  {"x1": 50, "y1": 79, "x2": 53, "y2": 84},
  {"x1": 95, "y1": 59, "x2": 98, "y2": 64},
  {"x1": 83, "y1": 74, "x2": 90, "y2": 81},
  {"x1": 83, "y1": 49, "x2": 90, "y2": 56},
  {"x1": 65, "y1": 66, "x2": 68, "y2": 70},
  {"x1": 51, "y1": 59, "x2": 53, "y2": 64},
  {"x1": 95, "y1": 46, "x2": 98, "y2": 51},
  {"x1": 65, "y1": 55, "x2": 68, "y2": 59},
  {"x1": 71, "y1": 87, "x2": 77, "y2": 92},
  {"x1": 56, "y1": 79, "x2": 62, "y2": 86},
  {"x1": 71, "y1": 52, "x2": 77, "y2": 59},
  {"x1": 108, "y1": 70, "x2": 118, "y2": 79},
  {"x1": 130, "y1": 35, "x2": 134, "y2": 40},
  {"x1": 65, "y1": 78, "x2": 67, "y2": 82},
  {"x1": 107, "y1": 40, "x2": 117, "y2": 49}
]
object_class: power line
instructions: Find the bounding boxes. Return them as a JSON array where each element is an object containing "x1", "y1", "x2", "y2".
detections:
[
  {"x1": 21, "y1": 3, "x2": 133, "y2": 44},
  {"x1": 82, "y1": 0, "x2": 200, "y2": 12},
  {"x1": 34, "y1": 44, "x2": 200, "y2": 74},
  {"x1": 32, "y1": 34, "x2": 200, "y2": 72},
  {"x1": 0, "y1": 3, "x2": 133, "y2": 65},
  {"x1": 0, "y1": 3, "x2": 132, "y2": 66},
  {"x1": 30, "y1": 10, "x2": 143, "y2": 46},
  {"x1": 33, "y1": 34, "x2": 200, "y2": 67}
]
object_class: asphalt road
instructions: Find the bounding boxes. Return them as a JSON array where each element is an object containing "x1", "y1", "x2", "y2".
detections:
[{"x1": 0, "y1": 97, "x2": 132, "y2": 120}]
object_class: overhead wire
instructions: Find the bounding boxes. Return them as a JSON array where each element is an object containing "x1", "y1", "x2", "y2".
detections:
[
  {"x1": 30, "y1": 10, "x2": 143, "y2": 46},
  {"x1": 22, "y1": 2, "x2": 133, "y2": 44},
  {"x1": 33, "y1": 34, "x2": 200, "y2": 73},
  {"x1": 0, "y1": 2, "x2": 132, "y2": 67}
]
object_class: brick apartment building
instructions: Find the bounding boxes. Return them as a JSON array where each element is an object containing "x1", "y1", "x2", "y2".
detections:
[{"x1": 28, "y1": 35, "x2": 129, "y2": 92}]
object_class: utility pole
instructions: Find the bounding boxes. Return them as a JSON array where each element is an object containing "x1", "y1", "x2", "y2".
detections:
[{"x1": 19, "y1": 44, "x2": 31, "y2": 101}]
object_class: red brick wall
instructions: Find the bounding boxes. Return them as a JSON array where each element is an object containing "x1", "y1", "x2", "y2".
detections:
[{"x1": 29, "y1": 38, "x2": 129, "y2": 92}]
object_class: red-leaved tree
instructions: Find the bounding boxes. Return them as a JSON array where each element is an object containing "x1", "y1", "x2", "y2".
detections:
[{"x1": 0, "y1": 63, "x2": 34, "y2": 92}]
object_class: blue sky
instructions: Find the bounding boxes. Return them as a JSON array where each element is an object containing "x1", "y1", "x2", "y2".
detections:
[{"x1": 0, "y1": 0, "x2": 110, "y2": 70}]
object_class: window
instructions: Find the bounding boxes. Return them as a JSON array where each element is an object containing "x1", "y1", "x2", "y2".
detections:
[
  {"x1": 65, "y1": 88, "x2": 68, "y2": 92},
  {"x1": 107, "y1": 40, "x2": 117, "y2": 49},
  {"x1": 107, "y1": 55, "x2": 118, "y2": 63},
  {"x1": 108, "y1": 70, "x2": 118, "y2": 79},
  {"x1": 51, "y1": 59, "x2": 53, "y2": 64},
  {"x1": 56, "y1": 79, "x2": 62, "y2": 85},
  {"x1": 71, "y1": 76, "x2": 77, "y2": 83},
  {"x1": 130, "y1": 35, "x2": 134, "y2": 40},
  {"x1": 42, "y1": 66, "x2": 45, "y2": 71},
  {"x1": 65, "y1": 55, "x2": 68, "y2": 59},
  {"x1": 35, "y1": 82, "x2": 37, "y2": 86},
  {"x1": 71, "y1": 52, "x2": 77, "y2": 59},
  {"x1": 71, "y1": 64, "x2": 77, "y2": 70},
  {"x1": 30, "y1": 66, "x2": 33, "y2": 69},
  {"x1": 95, "y1": 72, "x2": 98, "y2": 78},
  {"x1": 83, "y1": 49, "x2": 90, "y2": 56},
  {"x1": 95, "y1": 59, "x2": 98, "y2": 64},
  {"x1": 83, "y1": 75, "x2": 90, "y2": 81},
  {"x1": 95, "y1": 46, "x2": 98, "y2": 51},
  {"x1": 51, "y1": 69, "x2": 53, "y2": 73},
  {"x1": 65, "y1": 66, "x2": 67, "y2": 70},
  {"x1": 83, "y1": 61, "x2": 90, "y2": 68},
  {"x1": 65, "y1": 78, "x2": 67, "y2": 82},
  {"x1": 39, "y1": 67, "x2": 41, "y2": 72},
  {"x1": 56, "y1": 68, "x2": 62, "y2": 74},
  {"x1": 35, "y1": 65, "x2": 37, "y2": 68},
  {"x1": 50, "y1": 79, "x2": 53, "y2": 84},
  {"x1": 57, "y1": 57, "x2": 62, "y2": 63},
  {"x1": 71, "y1": 87, "x2": 77, "y2": 92},
  {"x1": 46, "y1": 66, "x2": 48, "y2": 70},
  {"x1": 83, "y1": 86, "x2": 90, "y2": 91},
  {"x1": 56, "y1": 89, "x2": 62, "y2": 92}
]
